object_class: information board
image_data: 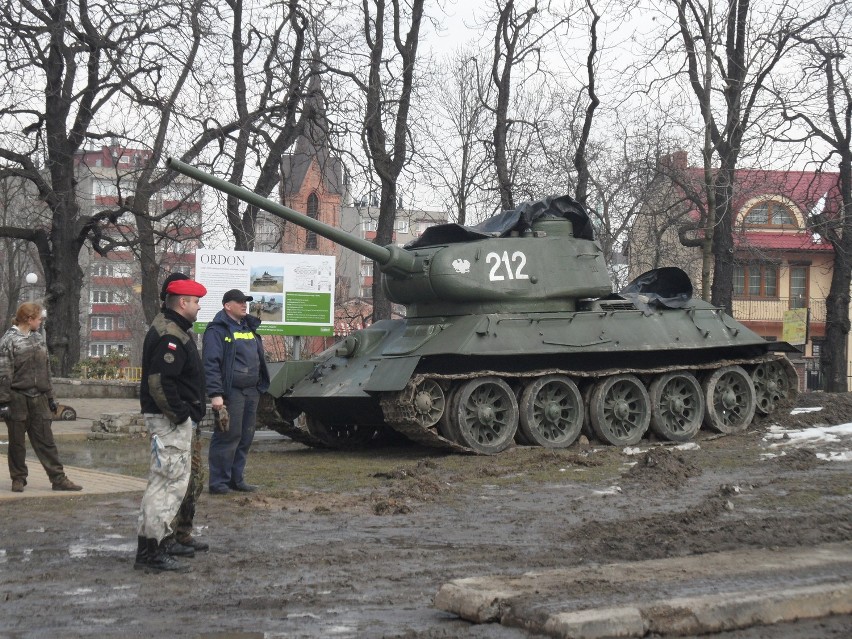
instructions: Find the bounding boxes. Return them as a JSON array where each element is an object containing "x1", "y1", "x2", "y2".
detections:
[
  {"x1": 193, "y1": 249, "x2": 335, "y2": 336},
  {"x1": 782, "y1": 308, "x2": 809, "y2": 345}
]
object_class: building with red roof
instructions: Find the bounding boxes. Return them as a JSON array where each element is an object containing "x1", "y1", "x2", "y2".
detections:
[{"x1": 629, "y1": 151, "x2": 844, "y2": 390}]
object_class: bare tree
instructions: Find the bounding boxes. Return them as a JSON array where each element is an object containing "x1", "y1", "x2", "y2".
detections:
[
  {"x1": 770, "y1": 12, "x2": 852, "y2": 391},
  {"x1": 216, "y1": 0, "x2": 318, "y2": 253},
  {"x1": 413, "y1": 48, "x2": 493, "y2": 226},
  {"x1": 0, "y1": 1, "x2": 187, "y2": 374},
  {"x1": 324, "y1": 0, "x2": 425, "y2": 322},
  {"x1": 0, "y1": 177, "x2": 40, "y2": 322},
  {"x1": 651, "y1": 0, "x2": 839, "y2": 313},
  {"x1": 485, "y1": 0, "x2": 569, "y2": 211}
]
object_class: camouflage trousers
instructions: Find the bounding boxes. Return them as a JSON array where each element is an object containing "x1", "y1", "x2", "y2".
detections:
[
  {"x1": 137, "y1": 414, "x2": 193, "y2": 542},
  {"x1": 170, "y1": 426, "x2": 205, "y2": 543}
]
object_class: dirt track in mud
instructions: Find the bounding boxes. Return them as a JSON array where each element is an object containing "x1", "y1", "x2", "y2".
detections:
[{"x1": 1, "y1": 394, "x2": 852, "y2": 638}]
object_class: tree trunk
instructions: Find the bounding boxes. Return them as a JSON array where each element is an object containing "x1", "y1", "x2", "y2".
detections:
[
  {"x1": 371, "y1": 182, "x2": 396, "y2": 322},
  {"x1": 710, "y1": 163, "x2": 736, "y2": 314},
  {"x1": 42, "y1": 196, "x2": 85, "y2": 377},
  {"x1": 821, "y1": 155, "x2": 852, "y2": 392}
]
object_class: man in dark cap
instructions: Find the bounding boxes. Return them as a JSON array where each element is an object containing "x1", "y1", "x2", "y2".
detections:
[
  {"x1": 203, "y1": 289, "x2": 269, "y2": 494},
  {"x1": 134, "y1": 275, "x2": 207, "y2": 573}
]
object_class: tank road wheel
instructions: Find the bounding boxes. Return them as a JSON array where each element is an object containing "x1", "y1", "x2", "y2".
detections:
[
  {"x1": 649, "y1": 372, "x2": 704, "y2": 442},
  {"x1": 518, "y1": 375, "x2": 584, "y2": 448},
  {"x1": 702, "y1": 366, "x2": 756, "y2": 433},
  {"x1": 411, "y1": 379, "x2": 446, "y2": 428},
  {"x1": 453, "y1": 377, "x2": 519, "y2": 454},
  {"x1": 305, "y1": 415, "x2": 382, "y2": 448},
  {"x1": 590, "y1": 375, "x2": 651, "y2": 446},
  {"x1": 438, "y1": 386, "x2": 461, "y2": 442},
  {"x1": 752, "y1": 360, "x2": 795, "y2": 415}
]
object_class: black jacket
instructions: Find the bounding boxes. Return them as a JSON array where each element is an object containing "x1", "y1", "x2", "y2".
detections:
[{"x1": 140, "y1": 309, "x2": 206, "y2": 424}]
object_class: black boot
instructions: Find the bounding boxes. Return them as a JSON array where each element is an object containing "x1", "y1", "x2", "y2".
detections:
[
  {"x1": 133, "y1": 536, "x2": 148, "y2": 570},
  {"x1": 162, "y1": 536, "x2": 195, "y2": 558},
  {"x1": 141, "y1": 538, "x2": 191, "y2": 573}
]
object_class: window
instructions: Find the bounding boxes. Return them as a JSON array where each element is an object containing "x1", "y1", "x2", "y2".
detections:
[
  {"x1": 360, "y1": 261, "x2": 373, "y2": 277},
  {"x1": 93, "y1": 264, "x2": 114, "y2": 277},
  {"x1": 91, "y1": 290, "x2": 112, "y2": 303},
  {"x1": 743, "y1": 201, "x2": 796, "y2": 227},
  {"x1": 89, "y1": 343, "x2": 125, "y2": 357},
  {"x1": 362, "y1": 218, "x2": 378, "y2": 232},
  {"x1": 790, "y1": 266, "x2": 809, "y2": 308},
  {"x1": 306, "y1": 193, "x2": 319, "y2": 250},
  {"x1": 734, "y1": 264, "x2": 778, "y2": 298},
  {"x1": 91, "y1": 316, "x2": 114, "y2": 331},
  {"x1": 95, "y1": 180, "x2": 118, "y2": 197},
  {"x1": 418, "y1": 220, "x2": 436, "y2": 235},
  {"x1": 394, "y1": 218, "x2": 410, "y2": 233},
  {"x1": 117, "y1": 317, "x2": 126, "y2": 329}
]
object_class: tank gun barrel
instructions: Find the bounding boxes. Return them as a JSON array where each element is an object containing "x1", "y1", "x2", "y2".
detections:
[{"x1": 167, "y1": 158, "x2": 416, "y2": 274}]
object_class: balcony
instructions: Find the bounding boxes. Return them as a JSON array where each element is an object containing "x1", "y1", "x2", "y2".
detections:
[{"x1": 731, "y1": 297, "x2": 827, "y2": 323}]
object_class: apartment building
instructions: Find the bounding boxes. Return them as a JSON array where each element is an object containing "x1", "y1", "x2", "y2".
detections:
[{"x1": 74, "y1": 145, "x2": 201, "y2": 364}]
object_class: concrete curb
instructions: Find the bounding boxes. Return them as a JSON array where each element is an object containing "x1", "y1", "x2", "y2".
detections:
[
  {"x1": 434, "y1": 543, "x2": 852, "y2": 638},
  {"x1": 535, "y1": 583, "x2": 852, "y2": 638}
]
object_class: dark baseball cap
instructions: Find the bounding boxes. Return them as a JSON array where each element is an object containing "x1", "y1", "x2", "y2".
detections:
[{"x1": 222, "y1": 289, "x2": 253, "y2": 304}]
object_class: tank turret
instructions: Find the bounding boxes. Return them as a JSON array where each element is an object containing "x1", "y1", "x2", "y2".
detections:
[
  {"x1": 168, "y1": 158, "x2": 798, "y2": 456},
  {"x1": 167, "y1": 158, "x2": 613, "y2": 316}
]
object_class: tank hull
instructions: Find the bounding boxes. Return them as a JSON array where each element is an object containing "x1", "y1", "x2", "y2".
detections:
[{"x1": 270, "y1": 301, "x2": 797, "y2": 453}]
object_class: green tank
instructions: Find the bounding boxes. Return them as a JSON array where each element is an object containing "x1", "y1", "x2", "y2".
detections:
[{"x1": 168, "y1": 158, "x2": 798, "y2": 454}]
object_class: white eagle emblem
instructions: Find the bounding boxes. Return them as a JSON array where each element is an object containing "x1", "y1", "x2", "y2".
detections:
[{"x1": 452, "y1": 258, "x2": 471, "y2": 274}]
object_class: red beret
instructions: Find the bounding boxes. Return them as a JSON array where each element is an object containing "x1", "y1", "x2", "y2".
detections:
[{"x1": 165, "y1": 279, "x2": 207, "y2": 298}]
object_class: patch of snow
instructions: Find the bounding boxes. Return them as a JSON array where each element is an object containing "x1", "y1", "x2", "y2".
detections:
[
  {"x1": 764, "y1": 422, "x2": 852, "y2": 444},
  {"x1": 817, "y1": 451, "x2": 852, "y2": 462},
  {"x1": 790, "y1": 407, "x2": 823, "y2": 414},
  {"x1": 762, "y1": 422, "x2": 852, "y2": 462},
  {"x1": 674, "y1": 442, "x2": 700, "y2": 451},
  {"x1": 593, "y1": 485, "x2": 622, "y2": 496}
]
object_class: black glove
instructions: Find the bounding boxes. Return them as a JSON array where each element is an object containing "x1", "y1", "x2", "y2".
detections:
[
  {"x1": 0, "y1": 403, "x2": 9, "y2": 419},
  {"x1": 48, "y1": 399, "x2": 58, "y2": 413}
]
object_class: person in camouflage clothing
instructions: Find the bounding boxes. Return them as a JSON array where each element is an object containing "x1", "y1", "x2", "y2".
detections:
[
  {"x1": 160, "y1": 273, "x2": 209, "y2": 559},
  {"x1": 135, "y1": 277, "x2": 207, "y2": 573},
  {"x1": 0, "y1": 302, "x2": 82, "y2": 493}
]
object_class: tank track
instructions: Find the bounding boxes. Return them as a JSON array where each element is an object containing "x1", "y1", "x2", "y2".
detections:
[
  {"x1": 379, "y1": 393, "x2": 470, "y2": 453},
  {"x1": 256, "y1": 395, "x2": 334, "y2": 449},
  {"x1": 380, "y1": 353, "x2": 797, "y2": 454}
]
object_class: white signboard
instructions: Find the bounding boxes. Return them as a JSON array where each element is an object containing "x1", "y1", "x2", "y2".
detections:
[{"x1": 194, "y1": 249, "x2": 335, "y2": 336}]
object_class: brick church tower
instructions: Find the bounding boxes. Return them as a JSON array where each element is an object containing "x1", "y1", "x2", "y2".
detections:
[{"x1": 279, "y1": 79, "x2": 345, "y2": 256}]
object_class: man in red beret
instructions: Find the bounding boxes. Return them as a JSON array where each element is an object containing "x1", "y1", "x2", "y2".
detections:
[
  {"x1": 151, "y1": 272, "x2": 210, "y2": 560},
  {"x1": 134, "y1": 275, "x2": 207, "y2": 573}
]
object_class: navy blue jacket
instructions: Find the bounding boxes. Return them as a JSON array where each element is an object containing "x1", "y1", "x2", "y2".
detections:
[{"x1": 202, "y1": 309, "x2": 270, "y2": 400}]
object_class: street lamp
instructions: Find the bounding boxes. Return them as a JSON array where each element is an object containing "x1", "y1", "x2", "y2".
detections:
[{"x1": 25, "y1": 272, "x2": 37, "y2": 302}]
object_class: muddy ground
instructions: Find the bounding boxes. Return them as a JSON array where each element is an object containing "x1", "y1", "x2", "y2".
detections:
[{"x1": 1, "y1": 393, "x2": 852, "y2": 639}]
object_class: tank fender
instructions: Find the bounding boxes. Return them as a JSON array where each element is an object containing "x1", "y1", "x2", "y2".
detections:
[
  {"x1": 268, "y1": 360, "x2": 317, "y2": 397},
  {"x1": 363, "y1": 356, "x2": 420, "y2": 392}
]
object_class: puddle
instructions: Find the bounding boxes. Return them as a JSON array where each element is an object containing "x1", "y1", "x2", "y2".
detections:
[{"x1": 69, "y1": 541, "x2": 134, "y2": 558}]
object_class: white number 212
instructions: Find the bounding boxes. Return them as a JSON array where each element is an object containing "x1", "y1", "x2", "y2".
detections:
[{"x1": 486, "y1": 251, "x2": 529, "y2": 281}]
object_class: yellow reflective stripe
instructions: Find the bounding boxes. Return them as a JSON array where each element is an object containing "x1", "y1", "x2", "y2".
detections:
[{"x1": 232, "y1": 331, "x2": 255, "y2": 340}]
